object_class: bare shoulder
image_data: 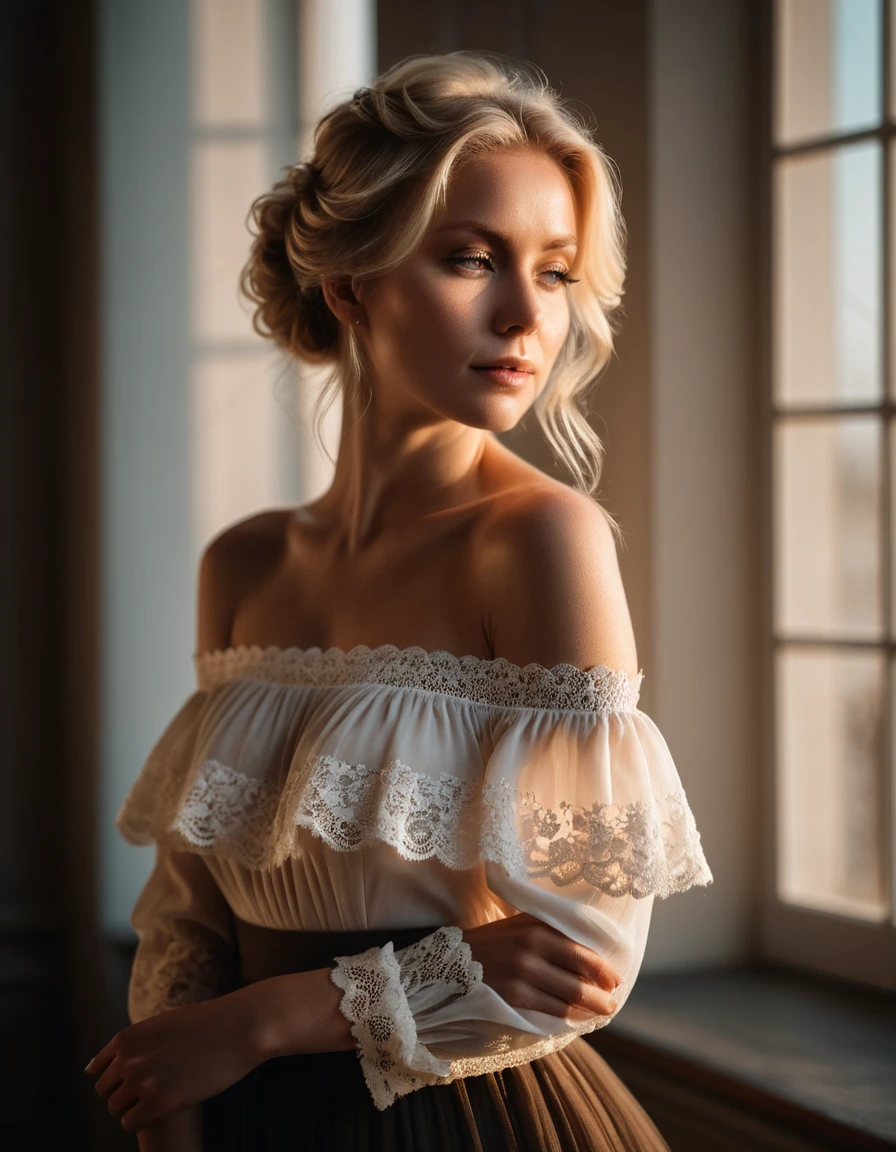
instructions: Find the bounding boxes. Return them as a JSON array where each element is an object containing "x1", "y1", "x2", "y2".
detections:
[
  {"x1": 476, "y1": 483, "x2": 639, "y2": 677},
  {"x1": 196, "y1": 508, "x2": 291, "y2": 656}
]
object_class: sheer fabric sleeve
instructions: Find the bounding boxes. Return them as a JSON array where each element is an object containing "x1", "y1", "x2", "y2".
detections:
[
  {"x1": 128, "y1": 846, "x2": 239, "y2": 1022},
  {"x1": 329, "y1": 699, "x2": 713, "y2": 1110},
  {"x1": 118, "y1": 688, "x2": 239, "y2": 1022}
]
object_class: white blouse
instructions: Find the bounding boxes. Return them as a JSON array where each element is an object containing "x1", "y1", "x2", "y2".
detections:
[{"x1": 117, "y1": 644, "x2": 713, "y2": 1111}]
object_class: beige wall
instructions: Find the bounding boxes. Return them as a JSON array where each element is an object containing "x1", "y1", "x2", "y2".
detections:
[
  {"x1": 647, "y1": 0, "x2": 761, "y2": 968},
  {"x1": 377, "y1": 0, "x2": 763, "y2": 970}
]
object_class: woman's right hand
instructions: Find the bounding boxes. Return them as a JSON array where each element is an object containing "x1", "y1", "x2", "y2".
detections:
[{"x1": 461, "y1": 913, "x2": 623, "y2": 1021}]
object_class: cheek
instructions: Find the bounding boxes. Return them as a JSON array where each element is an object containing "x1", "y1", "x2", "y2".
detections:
[
  {"x1": 376, "y1": 274, "x2": 479, "y2": 354},
  {"x1": 542, "y1": 298, "x2": 572, "y2": 354}
]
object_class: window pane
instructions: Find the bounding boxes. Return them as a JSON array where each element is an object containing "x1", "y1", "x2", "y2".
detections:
[
  {"x1": 774, "y1": 142, "x2": 882, "y2": 406},
  {"x1": 890, "y1": 142, "x2": 896, "y2": 397},
  {"x1": 890, "y1": 0, "x2": 896, "y2": 120},
  {"x1": 775, "y1": 0, "x2": 881, "y2": 146},
  {"x1": 776, "y1": 647, "x2": 887, "y2": 920},
  {"x1": 192, "y1": 352, "x2": 294, "y2": 549},
  {"x1": 192, "y1": 0, "x2": 265, "y2": 127},
  {"x1": 774, "y1": 417, "x2": 882, "y2": 638},
  {"x1": 890, "y1": 419, "x2": 896, "y2": 624},
  {"x1": 191, "y1": 140, "x2": 267, "y2": 343}
]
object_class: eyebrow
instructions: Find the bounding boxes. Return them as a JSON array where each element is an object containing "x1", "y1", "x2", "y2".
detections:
[{"x1": 435, "y1": 219, "x2": 578, "y2": 251}]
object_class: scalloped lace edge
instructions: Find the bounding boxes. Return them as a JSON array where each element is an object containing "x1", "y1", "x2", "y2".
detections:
[
  {"x1": 122, "y1": 752, "x2": 713, "y2": 899},
  {"x1": 193, "y1": 643, "x2": 644, "y2": 713}
]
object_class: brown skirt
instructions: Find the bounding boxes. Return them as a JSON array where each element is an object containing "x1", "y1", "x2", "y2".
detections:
[{"x1": 201, "y1": 921, "x2": 671, "y2": 1152}]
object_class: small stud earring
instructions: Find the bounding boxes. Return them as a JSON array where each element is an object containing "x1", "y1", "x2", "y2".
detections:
[{"x1": 354, "y1": 319, "x2": 361, "y2": 325}]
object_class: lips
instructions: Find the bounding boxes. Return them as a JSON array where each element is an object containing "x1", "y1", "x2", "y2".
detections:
[
  {"x1": 472, "y1": 361, "x2": 535, "y2": 373},
  {"x1": 471, "y1": 365, "x2": 534, "y2": 388}
]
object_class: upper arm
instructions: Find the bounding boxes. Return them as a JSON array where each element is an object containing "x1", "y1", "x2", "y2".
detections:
[
  {"x1": 196, "y1": 529, "x2": 242, "y2": 656},
  {"x1": 482, "y1": 489, "x2": 639, "y2": 678},
  {"x1": 195, "y1": 510, "x2": 288, "y2": 656}
]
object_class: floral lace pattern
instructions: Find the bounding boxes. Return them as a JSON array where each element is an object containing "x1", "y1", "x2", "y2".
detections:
[
  {"x1": 195, "y1": 644, "x2": 643, "y2": 713},
  {"x1": 162, "y1": 753, "x2": 711, "y2": 898},
  {"x1": 128, "y1": 922, "x2": 237, "y2": 1021},
  {"x1": 330, "y1": 925, "x2": 483, "y2": 1110},
  {"x1": 169, "y1": 759, "x2": 280, "y2": 870},
  {"x1": 482, "y1": 776, "x2": 713, "y2": 899},
  {"x1": 295, "y1": 755, "x2": 483, "y2": 866}
]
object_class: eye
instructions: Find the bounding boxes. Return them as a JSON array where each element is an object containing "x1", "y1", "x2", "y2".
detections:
[
  {"x1": 444, "y1": 250, "x2": 495, "y2": 274},
  {"x1": 541, "y1": 266, "x2": 581, "y2": 288},
  {"x1": 443, "y1": 250, "x2": 581, "y2": 289}
]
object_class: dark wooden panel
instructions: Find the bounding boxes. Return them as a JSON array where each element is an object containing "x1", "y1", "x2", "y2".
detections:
[
  {"x1": 377, "y1": 0, "x2": 457, "y2": 62},
  {"x1": 2, "y1": 0, "x2": 102, "y2": 1146}
]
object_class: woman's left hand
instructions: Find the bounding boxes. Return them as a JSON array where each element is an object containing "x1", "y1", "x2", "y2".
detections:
[{"x1": 84, "y1": 994, "x2": 262, "y2": 1133}]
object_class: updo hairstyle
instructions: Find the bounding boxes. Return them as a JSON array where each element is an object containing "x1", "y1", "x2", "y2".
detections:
[{"x1": 240, "y1": 51, "x2": 627, "y2": 502}]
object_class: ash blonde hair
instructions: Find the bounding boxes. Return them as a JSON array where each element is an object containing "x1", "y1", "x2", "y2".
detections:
[{"x1": 240, "y1": 51, "x2": 627, "y2": 525}]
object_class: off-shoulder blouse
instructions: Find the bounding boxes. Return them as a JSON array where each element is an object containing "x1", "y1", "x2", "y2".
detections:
[{"x1": 116, "y1": 644, "x2": 713, "y2": 1111}]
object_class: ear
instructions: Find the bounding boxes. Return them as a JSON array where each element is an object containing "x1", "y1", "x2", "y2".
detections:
[{"x1": 321, "y1": 279, "x2": 365, "y2": 329}]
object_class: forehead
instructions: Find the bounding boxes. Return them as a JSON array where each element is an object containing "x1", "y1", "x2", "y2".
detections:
[{"x1": 433, "y1": 147, "x2": 577, "y2": 238}]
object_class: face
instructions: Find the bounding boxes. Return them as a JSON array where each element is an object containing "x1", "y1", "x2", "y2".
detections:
[{"x1": 353, "y1": 146, "x2": 579, "y2": 432}]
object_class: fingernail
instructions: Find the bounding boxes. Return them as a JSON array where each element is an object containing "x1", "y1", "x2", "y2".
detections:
[
  {"x1": 84, "y1": 1062, "x2": 93, "y2": 1073},
  {"x1": 614, "y1": 979, "x2": 626, "y2": 991},
  {"x1": 607, "y1": 998, "x2": 618, "y2": 1013}
]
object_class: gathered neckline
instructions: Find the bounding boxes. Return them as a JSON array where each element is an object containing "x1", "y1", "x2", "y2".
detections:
[{"x1": 193, "y1": 643, "x2": 644, "y2": 714}]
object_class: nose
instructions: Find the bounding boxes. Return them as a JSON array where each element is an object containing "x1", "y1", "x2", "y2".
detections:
[{"x1": 492, "y1": 269, "x2": 544, "y2": 336}]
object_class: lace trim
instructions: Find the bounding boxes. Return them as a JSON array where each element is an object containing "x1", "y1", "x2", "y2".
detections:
[
  {"x1": 169, "y1": 759, "x2": 280, "y2": 870},
  {"x1": 128, "y1": 924, "x2": 237, "y2": 1021},
  {"x1": 441, "y1": 1021, "x2": 606, "y2": 1080},
  {"x1": 330, "y1": 925, "x2": 483, "y2": 1110},
  {"x1": 482, "y1": 776, "x2": 713, "y2": 899},
  {"x1": 194, "y1": 644, "x2": 643, "y2": 714},
  {"x1": 295, "y1": 755, "x2": 483, "y2": 867},
  {"x1": 163, "y1": 755, "x2": 712, "y2": 898}
]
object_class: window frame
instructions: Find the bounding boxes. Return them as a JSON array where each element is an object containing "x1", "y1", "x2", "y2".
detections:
[{"x1": 760, "y1": 0, "x2": 896, "y2": 992}]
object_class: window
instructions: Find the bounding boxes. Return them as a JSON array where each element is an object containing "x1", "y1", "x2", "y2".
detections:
[
  {"x1": 764, "y1": 0, "x2": 895, "y2": 989},
  {"x1": 100, "y1": 0, "x2": 374, "y2": 935}
]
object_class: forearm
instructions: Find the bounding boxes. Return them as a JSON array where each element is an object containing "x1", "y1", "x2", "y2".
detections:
[
  {"x1": 136, "y1": 1103, "x2": 204, "y2": 1152},
  {"x1": 237, "y1": 965, "x2": 355, "y2": 1061}
]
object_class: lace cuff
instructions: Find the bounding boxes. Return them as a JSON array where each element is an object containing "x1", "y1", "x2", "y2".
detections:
[{"x1": 330, "y1": 925, "x2": 483, "y2": 1111}]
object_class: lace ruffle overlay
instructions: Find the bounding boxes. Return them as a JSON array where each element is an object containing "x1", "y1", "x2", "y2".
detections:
[
  {"x1": 116, "y1": 645, "x2": 712, "y2": 900},
  {"x1": 330, "y1": 925, "x2": 483, "y2": 1110},
  {"x1": 160, "y1": 754, "x2": 710, "y2": 898}
]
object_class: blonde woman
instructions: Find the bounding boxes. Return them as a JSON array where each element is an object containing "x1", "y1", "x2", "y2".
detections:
[{"x1": 86, "y1": 51, "x2": 712, "y2": 1152}]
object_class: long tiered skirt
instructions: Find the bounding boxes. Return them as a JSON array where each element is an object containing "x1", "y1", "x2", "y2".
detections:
[{"x1": 201, "y1": 922, "x2": 671, "y2": 1152}]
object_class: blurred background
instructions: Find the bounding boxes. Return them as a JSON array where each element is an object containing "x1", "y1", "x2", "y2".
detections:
[{"x1": 4, "y1": 0, "x2": 896, "y2": 1148}]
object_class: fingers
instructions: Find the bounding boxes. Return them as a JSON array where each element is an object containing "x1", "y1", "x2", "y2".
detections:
[
  {"x1": 532, "y1": 961, "x2": 619, "y2": 1018},
  {"x1": 560, "y1": 941, "x2": 623, "y2": 993},
  {"x1": 94, "y1": 1062, "x2": 124, "y2": 1100},
  {"x1": 502, "y1": 964, "x2": 618, "y2": 1021},
  {"x1": 84, "y1": 1046, "x2": 114, "y2": 1077},
  {"x1": 529, "y1": 924, "x2": 623, "y2": 992},
  {"x1": 120, "y1": 1102, "x2": 153, "y2": 1133},
  {"x1": 106, "y1": 1081, "x2": 140, "y2": 1120}
]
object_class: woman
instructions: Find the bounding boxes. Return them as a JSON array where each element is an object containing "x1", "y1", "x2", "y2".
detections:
[{"x1": 86, "y1": 50, "x2": 712, "y2": 1151}]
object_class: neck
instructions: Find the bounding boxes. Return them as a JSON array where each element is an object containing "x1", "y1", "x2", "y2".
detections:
[{"x1": 315, "y1": 378, "x2": 494, "y2": 554}]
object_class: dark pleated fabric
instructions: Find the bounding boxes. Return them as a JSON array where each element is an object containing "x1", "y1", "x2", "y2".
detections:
[{"x1": 201, "y1": 922, "x2": 671, "y2": 1152}]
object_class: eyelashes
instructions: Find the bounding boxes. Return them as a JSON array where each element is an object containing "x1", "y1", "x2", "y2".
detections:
[{"x1": 445, "y1": 252, "x2": 580, "y2": 288}]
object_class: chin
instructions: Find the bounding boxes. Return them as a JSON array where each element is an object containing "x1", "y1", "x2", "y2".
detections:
[{"x1": 444, "y1": 397, "x2": 533, "y2": 433}]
